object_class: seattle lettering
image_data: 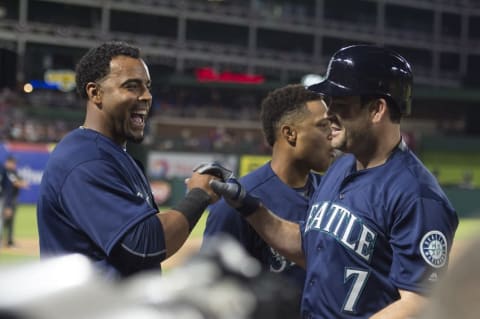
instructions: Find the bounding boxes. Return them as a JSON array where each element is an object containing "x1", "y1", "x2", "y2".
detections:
[{"x1": 305, "y1": 201, "x2": 377, "y2": 262}]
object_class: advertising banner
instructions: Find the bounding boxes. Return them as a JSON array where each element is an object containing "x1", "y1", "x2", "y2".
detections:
[
  {"x1": 147, "y1": 152, "x2": 238, "y2": 179},
  {"x1": 239, "y1": 155, "x2": 271, "y2": 177},
  {"x1": 0, "y1": 143, "x2": 53, "y2": 204},
  {"x1": 147, "y1": 152, "x2": 238, "y2": 205}
]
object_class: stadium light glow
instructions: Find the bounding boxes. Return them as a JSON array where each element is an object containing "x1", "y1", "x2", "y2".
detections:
[
  {"x1": 23, "y1": 83, "x2": 34, "y2": 93},
  {"x1": 301, "y1": 74, "x2": 325, "y2": 87}
]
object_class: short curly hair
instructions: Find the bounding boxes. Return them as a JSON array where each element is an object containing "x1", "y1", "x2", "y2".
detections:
[
  {"x1": 75, "y1": 41, "x2": 140, "y2": 99},
  {"x1": 260, "y1": 84, "x2": 322, "y2": 147}
]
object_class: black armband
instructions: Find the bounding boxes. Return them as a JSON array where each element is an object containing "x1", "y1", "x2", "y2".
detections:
[{"x1": 173, "y1": 188, "x2": 211, "y2": 231}]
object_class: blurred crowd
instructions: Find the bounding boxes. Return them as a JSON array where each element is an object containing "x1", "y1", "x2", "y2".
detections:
[
  {"x1": 0, "y1": 88, "x2": 74, "y2": 143},
  {"x1": 151, "y1": 127, "x2": 270, "y2": 155},
  {"x1": 0, "y1": 87, "x2": 271, "y2": 154},
  {"x1": 150, "y1": 87, "x2": 263, "y2": 121},
  {"x1": 0, "y1": 87, "x2": 424, "y2": 156}
]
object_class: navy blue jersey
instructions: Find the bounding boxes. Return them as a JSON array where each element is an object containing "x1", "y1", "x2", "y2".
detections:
[
  {"x1": 204, "y1": 162, "x2": 321, "y2": 288},
  {"x1": 37, "y1": 128, "x2": 161, "y2": 277},
  {"x1": 300, "y1": 141, "x2": 458, "y2": 318},
  {"x1": 0, "y1": 165, "x2": 6, "y2": 196},
  {"x1": 3, "y1": 168, "x2": 22, "y2": 207}
]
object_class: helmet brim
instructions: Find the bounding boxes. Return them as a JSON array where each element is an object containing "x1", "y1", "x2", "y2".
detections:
[{"x1": 307, "y1": 80, "x2": 353, "y2": 97}]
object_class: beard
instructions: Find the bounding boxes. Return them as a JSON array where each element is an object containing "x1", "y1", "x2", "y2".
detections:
[
  {"x1": 332, "y1": 125, "x2": 374, "y2": 155},
  {"x1": 127, "y1": 133, "x2": 145, "y2": 144}
]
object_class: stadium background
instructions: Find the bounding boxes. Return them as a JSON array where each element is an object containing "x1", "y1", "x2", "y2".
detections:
[{"x1": 0, "y1": 0, "x2": 479, "y2": 266}]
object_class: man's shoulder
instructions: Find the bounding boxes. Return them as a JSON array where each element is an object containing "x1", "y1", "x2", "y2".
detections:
[
  {"x1": 51, "y1": 129, "x2": 121, "y2": 165},
  {"x1": 387, "y1": 150, "x2": 436, "y2": 187},
  {"x1": 240, "y1": 162, "x2": 276, "y2": 189},
  {"x1": 322, "y1": 153, "x2": 355, "y2": 177},
  {"x1": 51, "y1": 132, "x2": 88, "y2": 161}
]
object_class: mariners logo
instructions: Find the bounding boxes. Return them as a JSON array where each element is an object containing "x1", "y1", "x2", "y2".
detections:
[{"x1": 420, "y1": 230, "x2": 447, "y2": 268}]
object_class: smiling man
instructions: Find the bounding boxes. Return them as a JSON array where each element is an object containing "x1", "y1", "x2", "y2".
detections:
[{"x1": 37, "y1": 42, "x2": 220, "y2": 278}]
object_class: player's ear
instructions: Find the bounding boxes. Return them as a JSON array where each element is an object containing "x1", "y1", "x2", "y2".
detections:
[
  {"x1": 86, "y1": 82, "x2": 103, "y2": 106},
  {"x1": 370, "y1": 98, "x2": 387, "y2": 123},
  {"x1": 281, "y1": 125, "x2": 297, "y2": 146}
]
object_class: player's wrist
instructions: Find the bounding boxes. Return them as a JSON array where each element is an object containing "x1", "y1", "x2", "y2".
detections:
[
  {"x1": 235, "y1": 194, "x2": 261, "y2": 218},
  {"x1": 173, "y1": 188, "x2": 211, "y2": 231}
]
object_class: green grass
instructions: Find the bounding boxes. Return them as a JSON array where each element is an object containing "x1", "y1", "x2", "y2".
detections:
[
  {"x1": 0, "y1": 205, "x2": 208, "y2": 264},
  {"x1": 0, "y1": 205, "x2": 39, "y2": 264},
  {"x1": 1, "y1": 205, "x2": 478, "y2": 264},
  {"x1": 422, "y1": 151, "x2": 480, "y2": 187},
  {"x1": 0, "y1": 253, "x2": 38, "y2": 263},
  {"x1": 191, "y1": 212, "x2": 208, "y2": 238},
  {"x1": 11, "y1": 204, "x2": 38, "y2": 238},
  {"x1": 455, "y1": 218, "x2": 480, "y2": 240}
]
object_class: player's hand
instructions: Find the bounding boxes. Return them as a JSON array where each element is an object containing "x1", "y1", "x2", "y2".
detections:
[
  {"x1": 193, "y1": 162, "x2": 233, "y2": 181},
  {"x1": 187, "y1": 161, "x2": 234, "y2": 204},
  {"x1": 209, "y1": 178, "x2": 260, "y2": 217},
  {"x1": 186, "y1": 172, "x2": 220, "y2": 203}
]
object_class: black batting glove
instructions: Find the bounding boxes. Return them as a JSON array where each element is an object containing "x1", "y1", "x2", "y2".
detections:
[
  {"x1": 193, "y1": 162, "x2": 233, "y2": 181},
  {"x1": 209, "y1": 178, "x2": 260, "y2": 217},
  {"x1": 193, "y1": 161, "x2": 260, "y2": 217}
]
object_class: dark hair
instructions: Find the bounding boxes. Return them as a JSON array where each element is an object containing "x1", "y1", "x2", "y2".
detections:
[
  {"x1": 260, "y1": 84, "x2": 322, "y2": 147},
  {"x1": 75, "y1": 41, "x2": 140, "y2": 99},
  {"x1": 5, "y1": 155, "x2": 16, "y2": 162},
  {"x1": 360, "y1": 95, "x2": 402, "y2": 123}
]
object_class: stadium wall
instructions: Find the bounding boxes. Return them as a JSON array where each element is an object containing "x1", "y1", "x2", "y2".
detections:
[{"x1": 1, "y1": 142, "x2": 479, "y2": 217}]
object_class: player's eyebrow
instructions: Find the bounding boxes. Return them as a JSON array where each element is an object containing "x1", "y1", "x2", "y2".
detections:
[
  {"x1": 318, "y1": 117, "x2": 331, "y2": 124},
  {"x1": 121, "y1": 78, "x2": 151, "y2": 88},
  {"x1": 315, "y1": 117, "x2": 331, "y2": 127}
]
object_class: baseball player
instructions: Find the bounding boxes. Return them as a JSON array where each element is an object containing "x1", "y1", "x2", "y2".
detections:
[
  {"x1": 203, "y1": 84, "x2": 334, "y2": 302},
  {"x1": 37, "y1": 42, "x2": 220, "y2": 278},
  {"x1": 205, "y1": 45, "x2": 459, "y2": 318},
  {"x1": 1, "y1": 155, "x2": 28, "y2": 247}
]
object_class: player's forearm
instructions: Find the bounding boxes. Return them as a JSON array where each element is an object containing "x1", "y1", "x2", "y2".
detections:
[
  {"x1": 246, "y1": 205, "x2": 305, "y2": 268},
  {"x1": 162, "y1": 186, "x2": 213, "y2": 258},
  {"x1": 369, "y1": 289, "x2": 427, "y2": 319},
  {"x1": 156, "y1": 210, "x2": 190, "y2": 259}
]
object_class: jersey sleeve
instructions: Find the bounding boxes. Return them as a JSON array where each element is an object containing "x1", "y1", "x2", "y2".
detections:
[
  {"x1": 389, "y1": 196, "x2": 458, "y2": 294},
  {"x1": 59, "y1": 159, "x2": 159, "y2": 255}
]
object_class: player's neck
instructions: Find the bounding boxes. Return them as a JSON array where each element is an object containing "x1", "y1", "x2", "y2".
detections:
[
  {"x1": 271, "y1": 152, "x2": 310, "y2": 188},
  {"x1": 83, "y1": 112, "x2": 127, "y2": 148},
  {"x1": 356, "y1": 128, "x2": 401, "y2": 170}
]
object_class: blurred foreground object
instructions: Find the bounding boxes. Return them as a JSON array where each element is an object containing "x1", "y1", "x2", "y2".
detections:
[
  {"x1": 420, "y1": 238, "x2": 480, "y2": 319},
  {"x1": 0, "y1": 254, "x2": 119, "y2": 319},
  {"x1": 0, "y1": 235, "x2": 300, "y2": 319}
]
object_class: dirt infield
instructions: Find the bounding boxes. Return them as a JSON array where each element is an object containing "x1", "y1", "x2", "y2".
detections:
[
  {"x1": 1, "y1": 238, "x2": 39, "y2": 256},
  {"x1": 1, "y1": 237, "x2": 203, "y2": 270},
  {"x1": 448, "y1": 239, "x2": 473, "y2": 267}
]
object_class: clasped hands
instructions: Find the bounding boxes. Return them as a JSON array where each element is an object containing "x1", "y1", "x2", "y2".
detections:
[{"x1": 192, "y1": 162, "x2": 260, "y2": 217}]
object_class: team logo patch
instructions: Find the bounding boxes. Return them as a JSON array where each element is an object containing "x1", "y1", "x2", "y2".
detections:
[{"x1": 420, "y1": 230, "x2": 447, "y2": 268}]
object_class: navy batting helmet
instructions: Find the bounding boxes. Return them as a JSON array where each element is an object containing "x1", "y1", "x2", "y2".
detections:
[{"x1": 308, "y1": 45, "x2": 413, "y2": 115}]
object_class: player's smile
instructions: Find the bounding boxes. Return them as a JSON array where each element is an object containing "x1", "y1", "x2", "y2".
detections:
[
  {"x1": 331, "y1": 125, "x2": 342, "y2": 136},
  {"x1": 129, "y1": 108, "x2": 148, "y2": 129},
  {"x1": 329, "y1": 115, "x2": 343, "y2": 137}
]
